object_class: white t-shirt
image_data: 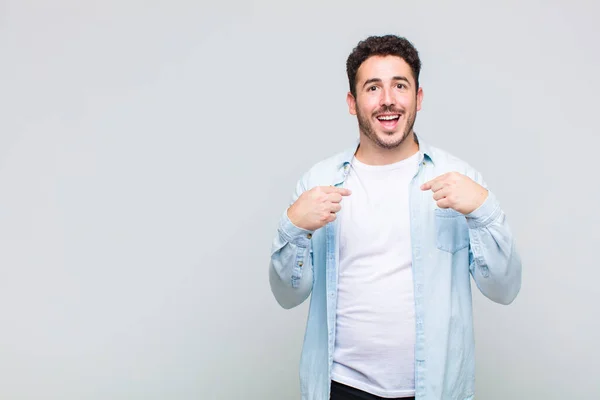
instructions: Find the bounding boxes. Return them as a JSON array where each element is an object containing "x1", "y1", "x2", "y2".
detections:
[{"x1": 332, "y1": 151, "x2": 420, "y2": 398}]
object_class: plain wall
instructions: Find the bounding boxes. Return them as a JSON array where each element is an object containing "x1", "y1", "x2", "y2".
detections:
[{"x1": 1, "y1": 0, "x2": 598, "y2": 399}]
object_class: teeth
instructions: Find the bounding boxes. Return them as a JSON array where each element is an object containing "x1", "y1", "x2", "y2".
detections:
[{"x1": 378, "y1": 115, "x2": 399, "y2": 120}]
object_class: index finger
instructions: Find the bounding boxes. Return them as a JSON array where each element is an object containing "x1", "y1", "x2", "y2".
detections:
[
  {"x1": 420, "y1": 174, "x2": 447, "y2": 190},
  {"x1": 323, "y1": 185, "x2": 352, "y2": 196}
]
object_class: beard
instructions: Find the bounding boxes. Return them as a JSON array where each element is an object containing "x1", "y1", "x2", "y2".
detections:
[{"x1": 356, "y1": 104, "x2": 417, "y2": 150}]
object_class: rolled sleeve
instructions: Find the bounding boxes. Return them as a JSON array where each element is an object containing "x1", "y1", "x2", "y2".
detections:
[
  {"x1": 278, "y1": 210, "x2": 314, "y2": 246},
  {"x1": 277, "y1": 211, "x2": 314, "y2": 288},
  {"x1": 465, "y1": 190, "x2": 502, "y2": 229}
]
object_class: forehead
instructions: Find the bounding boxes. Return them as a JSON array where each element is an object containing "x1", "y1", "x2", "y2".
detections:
[{"x1": 356, "y1": 55, "x2": 415, "y2": 84}]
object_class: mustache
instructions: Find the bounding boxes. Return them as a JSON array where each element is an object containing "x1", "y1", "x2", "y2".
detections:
[{"x1": 372, "y1": 105, "x2": 404, "y2": 116}]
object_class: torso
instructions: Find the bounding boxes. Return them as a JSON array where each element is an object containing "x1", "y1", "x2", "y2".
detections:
[{"x1": 332, "y1": 151, "x2": 420, "y2": 398}]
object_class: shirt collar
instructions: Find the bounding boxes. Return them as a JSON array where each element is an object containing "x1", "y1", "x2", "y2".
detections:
[{"x1": 337, "y1": 132, "x2": 436, "y2": 171}]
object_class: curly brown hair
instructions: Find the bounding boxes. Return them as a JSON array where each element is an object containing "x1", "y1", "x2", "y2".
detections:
[{"x1": 346, "y1": 35, "x2": 421, "y2": 98}]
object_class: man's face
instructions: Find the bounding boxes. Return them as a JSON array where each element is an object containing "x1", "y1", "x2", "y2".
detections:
[{"x1": 347, "y1": 55, "x2": 423, "y2": 149}]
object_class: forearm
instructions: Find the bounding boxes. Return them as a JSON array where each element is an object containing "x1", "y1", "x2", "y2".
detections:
[
  {"x1": 466, "y1": 191, "x2": 522, "y2": 305},
  {"x1": 269, "y1": 210, "x2": 314, "y2": 309}
]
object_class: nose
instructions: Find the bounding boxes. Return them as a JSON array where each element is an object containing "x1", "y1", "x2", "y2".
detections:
[{"x1": 380, "y1": 88, "x2": 394, "y2": 107}]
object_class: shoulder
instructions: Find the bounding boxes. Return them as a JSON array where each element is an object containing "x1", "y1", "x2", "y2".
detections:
[
  {"x1": 426, "y1": 144, "x2": 486, "y2": 185},
  {"x1": 298, "y1": 146, "x2": 355, "y2": 190}
]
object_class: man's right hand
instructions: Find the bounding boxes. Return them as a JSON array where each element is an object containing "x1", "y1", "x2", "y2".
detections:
[{"x1": 287, "y1": 186, "x2": 352, "y2": 231}]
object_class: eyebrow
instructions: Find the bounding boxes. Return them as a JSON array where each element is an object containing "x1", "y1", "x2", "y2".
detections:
[{"x1": 362, "y1": 76, "x2": 411, "y2": 88}]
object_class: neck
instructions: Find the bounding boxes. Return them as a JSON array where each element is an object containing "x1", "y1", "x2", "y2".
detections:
[{"x1": 355, "y1": 131, "x2": 420, "y2": 165}]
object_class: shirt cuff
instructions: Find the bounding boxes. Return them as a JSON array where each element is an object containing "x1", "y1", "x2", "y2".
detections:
[
  {"x1": 278, "y1": 209, "x2": 314, "y2": 247},
  {"x1": 465, "y1": 190, "x2": 502, "y2": 229}
]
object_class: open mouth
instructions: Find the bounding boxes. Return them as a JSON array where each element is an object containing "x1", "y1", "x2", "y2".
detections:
[{"x1": 376, "y1": 114, "x2": 401, "y2": 130}]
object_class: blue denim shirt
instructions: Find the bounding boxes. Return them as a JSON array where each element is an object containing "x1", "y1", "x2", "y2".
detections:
[{"x1": 269, "y1": 136, "x2": 522, "y2": 400}]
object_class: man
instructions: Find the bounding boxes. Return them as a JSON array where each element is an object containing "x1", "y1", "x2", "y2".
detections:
[{"x1": 268, "y1": 35, "x2": 522, "y2": 400}]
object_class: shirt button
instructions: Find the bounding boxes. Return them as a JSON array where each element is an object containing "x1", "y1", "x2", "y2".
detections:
[
  {"x1": 307, "y1": 233, "x2": 312, "y2": 239},
  {"x1": 298, "y1": 261, "x2": 303, "y2": 267}
]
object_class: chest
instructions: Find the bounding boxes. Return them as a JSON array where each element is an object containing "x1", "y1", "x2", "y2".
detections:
[{"x1": 338, "y1": 167, "x2": 414, "y2": 250}]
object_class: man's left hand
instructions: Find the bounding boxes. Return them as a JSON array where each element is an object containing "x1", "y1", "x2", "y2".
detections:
[{"x1": 421, "y1": 172, "x2": 488, "y2": 215}]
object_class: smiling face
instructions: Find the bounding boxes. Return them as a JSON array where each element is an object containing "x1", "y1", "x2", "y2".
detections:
[{"x1": 347, "y1": 55, "x2": 423, "y2": 150}]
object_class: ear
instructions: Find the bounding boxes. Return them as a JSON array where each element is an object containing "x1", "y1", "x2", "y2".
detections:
[
  {"x1": 416, "y1": 87, "x2": 424, "y2": 112},
  {"x1": 347, "y1": 92, "x2": 357, "y2": 115}
]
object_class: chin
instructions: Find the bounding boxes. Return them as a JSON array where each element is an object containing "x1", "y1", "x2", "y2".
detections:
[{"x1": 376, "y1": 131, "x2": 406, "y2": 147}]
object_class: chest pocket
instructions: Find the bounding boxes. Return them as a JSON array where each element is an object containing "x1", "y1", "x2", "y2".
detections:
[{"x1": 435, "y1": 208, "x2": 470, "y2": 253}]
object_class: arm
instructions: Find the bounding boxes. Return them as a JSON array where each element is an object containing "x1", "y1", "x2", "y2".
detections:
[
  {"x1": 466, "y1": 180, "x2": 522, "y2": 305},
  {"x1": 268, "y1": 178, "x2": 315, "y2": 309},
  {"x1": 422, "y1": 169, "x2": 522, "y2": 305}
]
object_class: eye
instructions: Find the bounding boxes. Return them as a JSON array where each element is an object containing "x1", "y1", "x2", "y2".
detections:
[
  {"x1": 368, "y1": 85, "x2": 378, "y2": 91},
  {"x1": 397, "y1": 83, "x2": 406, "y2": 89}
]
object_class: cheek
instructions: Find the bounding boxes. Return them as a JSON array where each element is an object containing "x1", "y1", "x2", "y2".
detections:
[
  {"x1": 359, "y1": 98, "x2": 379, "y2": 114},
  {"x1": 399, "y1": 97, "x2": 417, "y2": 111}
]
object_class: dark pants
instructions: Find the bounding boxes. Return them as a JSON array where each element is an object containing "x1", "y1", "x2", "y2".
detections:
[{"x1": 330, "y1": 380, "x2": 415, "y2": 400}]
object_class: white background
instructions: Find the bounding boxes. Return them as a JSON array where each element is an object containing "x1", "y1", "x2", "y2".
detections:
[{"x1": 1, "y1": 0, "x2": 598, "y2": 399}]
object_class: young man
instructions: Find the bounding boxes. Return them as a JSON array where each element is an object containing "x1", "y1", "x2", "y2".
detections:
[{"x1": 268, "y1": 35, "x2": 522, "y2": 400}]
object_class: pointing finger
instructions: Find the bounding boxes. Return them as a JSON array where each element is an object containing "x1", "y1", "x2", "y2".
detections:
[
  {"x1": 421, "y1": 179, "x2": 443, "y2": 191},
  {"x1": 421, "y1": 176, "x2": 440, "y2": 191},
  {"x1": 324, "y1": 186, "x2": 352, "y2": 196},
  {"x1": 429, "y1": 180, "x2": 446, "y2": 192}
]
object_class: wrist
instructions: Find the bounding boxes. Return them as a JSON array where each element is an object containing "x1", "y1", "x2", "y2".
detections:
[
  {"x1": 286, "y1": 207, "x2": 298, "y2": 227},
  {"x1": 280, "y1": 209, "x2": 314, "y2": 244}
]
